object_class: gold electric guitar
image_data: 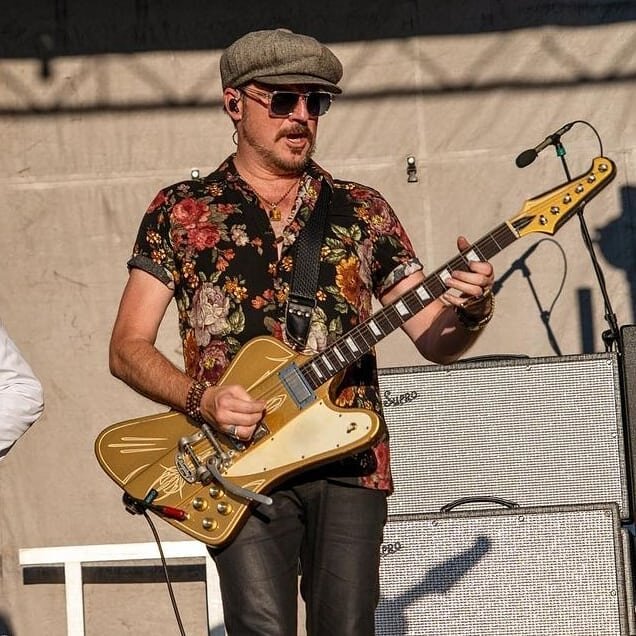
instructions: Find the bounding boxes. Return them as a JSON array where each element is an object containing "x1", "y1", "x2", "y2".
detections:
[{"x1": 95, "y1": 156, "x2": 616, "y2": 547}]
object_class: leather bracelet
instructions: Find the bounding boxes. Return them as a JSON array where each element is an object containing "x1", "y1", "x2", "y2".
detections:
[
  {"x1": 185, "y1": 379, "x2": 211, "y2": 424},
  {"x1": 456, "y1": 290, "x2": 495, "y2": 332}
]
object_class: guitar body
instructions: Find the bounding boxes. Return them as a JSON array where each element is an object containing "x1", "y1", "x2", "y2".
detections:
[{"x1": 95, "y1": 336, "x2": 381, "y2": 546}]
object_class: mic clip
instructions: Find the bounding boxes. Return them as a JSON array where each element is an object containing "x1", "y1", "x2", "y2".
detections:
[{"x1": 515, "y1": 122, "x2": 575, "y2": 168}]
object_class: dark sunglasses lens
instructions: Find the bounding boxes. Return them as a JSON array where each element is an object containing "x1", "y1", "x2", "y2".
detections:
[
  {"x1": 270, "y1": 92, "x2": 332, "y2": 117},
  {"x1": 307, "y1": 92, "x2": 332, "y2": 116},
  {"x1": 270, "y1": 92, "x2": 300, "y2": 116}
]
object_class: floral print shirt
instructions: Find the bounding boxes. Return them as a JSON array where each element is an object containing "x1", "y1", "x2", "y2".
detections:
[{"x1": 128, "y1": 156, "x2": 422, "y2": 493}]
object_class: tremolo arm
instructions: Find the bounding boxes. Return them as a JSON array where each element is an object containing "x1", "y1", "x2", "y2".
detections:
[{"x1": 176, "y1": 423, "x2": 273, "y2": 506}]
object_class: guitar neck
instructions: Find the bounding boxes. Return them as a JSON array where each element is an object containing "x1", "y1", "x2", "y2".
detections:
[{"x1": 300, "y1": 221, "x2": 518, "y2": 389}]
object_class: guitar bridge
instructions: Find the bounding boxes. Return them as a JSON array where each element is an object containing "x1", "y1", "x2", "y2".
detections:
[
  {"x1": 176, "y1": 430, "x2": 207, "y2": 484},
  {"x1": 175, "y1": 423, "x2": 273, "y2": 507}
]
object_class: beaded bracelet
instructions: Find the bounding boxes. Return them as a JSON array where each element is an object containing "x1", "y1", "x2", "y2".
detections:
[
  {"x1": 456, "y1": 290, "x2": 495, "y2": 332},
  {"x1": 185, "y1": 379, "x2": 211, "y2": 424}
]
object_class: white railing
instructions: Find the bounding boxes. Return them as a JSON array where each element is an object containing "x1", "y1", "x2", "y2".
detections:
[{"x1": 18, "y1": 541, "x2": 225, "y2": 636}]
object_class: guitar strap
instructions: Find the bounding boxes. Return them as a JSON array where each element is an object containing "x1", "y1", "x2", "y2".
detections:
[{"x1": 285, "y1": 180, "x2": 332, "y2": 350}]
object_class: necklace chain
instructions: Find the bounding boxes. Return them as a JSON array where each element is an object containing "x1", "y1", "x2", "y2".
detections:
[{"x1": 249, "y1": 178, "x2": 300, "y2": 222}]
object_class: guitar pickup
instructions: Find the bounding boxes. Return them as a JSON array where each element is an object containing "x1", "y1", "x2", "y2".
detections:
[{"x1": 279, "y1": 363, "x2": 315, "y2": 408}]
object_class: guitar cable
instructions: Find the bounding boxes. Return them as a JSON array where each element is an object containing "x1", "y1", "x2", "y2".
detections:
[
  {"x1": 141, "y1": 509, "x2": 188, "y2": 636},
  {"x1": 123, "y1": 492, "x2": 188, "y2": 636}
]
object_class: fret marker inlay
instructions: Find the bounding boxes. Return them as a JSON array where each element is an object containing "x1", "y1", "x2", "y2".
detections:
[
  {"x1": 311, "y1": 363, "x2": 324, "y2": 379},
  {"x1": 395, "y1": 301, "x2": 409, "y2": 317},
  {"x1": 369, "y1": 321, "x2": 382, "y2": 337},
  {"x1": 439, "y1": 269, "x2": 452, "y2": 284},
  {"x1": 416, "y1": 287, "x2": 431, "y2": 301}
]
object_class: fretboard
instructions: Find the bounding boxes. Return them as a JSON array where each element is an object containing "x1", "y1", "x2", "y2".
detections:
[{"x1": 299, "y1": 221, "x2": 518, "y2": 389}]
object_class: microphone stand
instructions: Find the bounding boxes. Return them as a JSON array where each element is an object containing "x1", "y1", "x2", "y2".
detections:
[
  {"x1": 556, "y1": 133, "x2": 636, "y2": 603},
  {"x1": 552, "y1": 138, "x2": 621, "y2": 352}
]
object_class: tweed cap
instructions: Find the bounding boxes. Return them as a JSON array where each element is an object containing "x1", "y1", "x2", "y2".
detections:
[{"x1": 220, "y1": 28, "x2": 343, "y2": 94}]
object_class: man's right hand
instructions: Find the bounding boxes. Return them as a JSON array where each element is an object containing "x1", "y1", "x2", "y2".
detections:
[{"x1": 200, "y1": 384, "x2": 267, "y2": 441}]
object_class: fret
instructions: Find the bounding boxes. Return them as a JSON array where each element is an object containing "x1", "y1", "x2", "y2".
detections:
[
  {"x1": 470, "y1": 243, "x2": 486, "y2": 261},
  {"x1": 426, "y1": 275, "x2": 447, "y2": 298},
  {"x1": 446, "y1": 254, "x2": 466, "y2": 272},
  {"x1": 479, "y1": 236, "x2": 499, "y2": 258},
  {"x1": 323, "y1": 349, "x2": 340, "y2": 370},
  {"x1": 405, "y1": 285, "x2": 429, "y2": 314},
  {"x1": 322, "y1": 355, "x2": 335, "y2": 372},
  {"x1": 481, "y1": 225, "x2": 516, "y2": 257},
  {"x1": 303, "y1": 365, "x2": 321, "y2": 388},
  {"x1": 381, "y1": 306, "x2": 403, "y2": 331},
  {"x1": 333, "y1": 346, "x2": 347, "y2": 363},
  {"x1": 353, "y1": 327, "x2": 374, "y2": 350},
  {"x1": 374, "y1": 311, "x2": 396, "y2": 334}
]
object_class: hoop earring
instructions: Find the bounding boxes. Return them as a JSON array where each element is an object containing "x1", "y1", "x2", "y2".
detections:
[{"x1": 232, "y1": 129, "x2": 238, "y2": 146}]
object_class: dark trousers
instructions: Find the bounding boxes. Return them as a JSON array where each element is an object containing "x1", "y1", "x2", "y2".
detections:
[{"x1": 210, "y1": 478, "x2": 387, "y2": 636}]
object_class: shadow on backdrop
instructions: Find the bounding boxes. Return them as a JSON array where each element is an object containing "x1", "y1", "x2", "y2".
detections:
[
  {"x1": 595, "y1": 185, "x2": 636, "y2": 342},
  {"x1": 1, "y1": 0, "x2": 635, "y2": 59},
  {"x1": 0, "y1": 613, "x2": 14, "y2": 636},
  {"x1": 1, "y1": 1, "x2": 634, "y2": 117}
]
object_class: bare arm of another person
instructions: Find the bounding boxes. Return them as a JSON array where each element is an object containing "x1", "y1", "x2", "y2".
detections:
[{"x1": 109, "y1": 268, "x2": 265, "y2": 439}]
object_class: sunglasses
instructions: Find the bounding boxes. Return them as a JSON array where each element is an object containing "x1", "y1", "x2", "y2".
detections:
[{"x1": 240, "y1": 86, "x2": 333, "y2": 118}]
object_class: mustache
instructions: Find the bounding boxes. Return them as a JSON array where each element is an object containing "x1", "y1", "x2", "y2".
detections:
[{"x1": 276, "y1": 124, "x2": 314, "y2": 143}]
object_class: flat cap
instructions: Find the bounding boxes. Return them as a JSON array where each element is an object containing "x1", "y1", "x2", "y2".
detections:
[{"x1": 220, "y1": 28, "x2": 343, "y2": 94}]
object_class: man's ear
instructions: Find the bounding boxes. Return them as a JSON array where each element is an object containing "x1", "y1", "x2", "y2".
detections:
[{"x1": 224, "y1": 89, "x2": 242, "y2": 119}]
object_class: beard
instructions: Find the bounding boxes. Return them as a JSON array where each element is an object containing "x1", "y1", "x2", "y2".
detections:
[{"x1": 239, "y1": 110, "x2": 316, "y2": 174}]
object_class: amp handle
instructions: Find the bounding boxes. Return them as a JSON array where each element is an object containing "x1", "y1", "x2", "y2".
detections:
[{"x1": 440, "y1": 496, "x2": 520, "y2": 513}]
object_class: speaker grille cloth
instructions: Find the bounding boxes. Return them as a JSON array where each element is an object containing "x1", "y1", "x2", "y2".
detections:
[
  {"x1": 378, "y1": 353, "x2": 629, "y2": 518},
  {"x1": 376, "y1": 504, "x2": 628, "y2": 635}
]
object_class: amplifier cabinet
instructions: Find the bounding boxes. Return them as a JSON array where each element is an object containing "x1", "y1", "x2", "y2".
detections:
[
  {"x1": 620, "y1": 325, "x2": 636, "y2": 514},
  {"x1": 378, "y1": 353, "x2": 630, "y2": 519},
  {"x1": 376, "y1": 503, "x2": 629, "y2": 636}
]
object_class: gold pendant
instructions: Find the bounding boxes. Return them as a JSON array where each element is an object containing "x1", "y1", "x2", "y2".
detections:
[{"x1": 269, "y1": 206, "x2": 281, "y2": 222}]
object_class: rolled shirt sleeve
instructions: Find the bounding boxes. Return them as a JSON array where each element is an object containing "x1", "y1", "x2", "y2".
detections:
[{"x1": 0, "y1": 321, "x2": 44, "y2": 460}]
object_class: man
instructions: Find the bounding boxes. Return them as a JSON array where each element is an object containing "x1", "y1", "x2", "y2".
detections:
[
  {"x1": 0, "y1": 319, "x2": 44, "y2": 461},
  {"x1": 109, "y1": 28, "x2": 495, "y2": 635}
]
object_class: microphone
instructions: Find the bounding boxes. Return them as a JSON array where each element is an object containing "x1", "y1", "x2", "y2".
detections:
[{"x1": 515, "y1": 122, "x2": 575, "y2": 168}]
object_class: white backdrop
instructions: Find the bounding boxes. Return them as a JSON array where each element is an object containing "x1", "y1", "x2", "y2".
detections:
[{"x1": 1, "y1": 15, "x2": 635, "y2": 635}]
